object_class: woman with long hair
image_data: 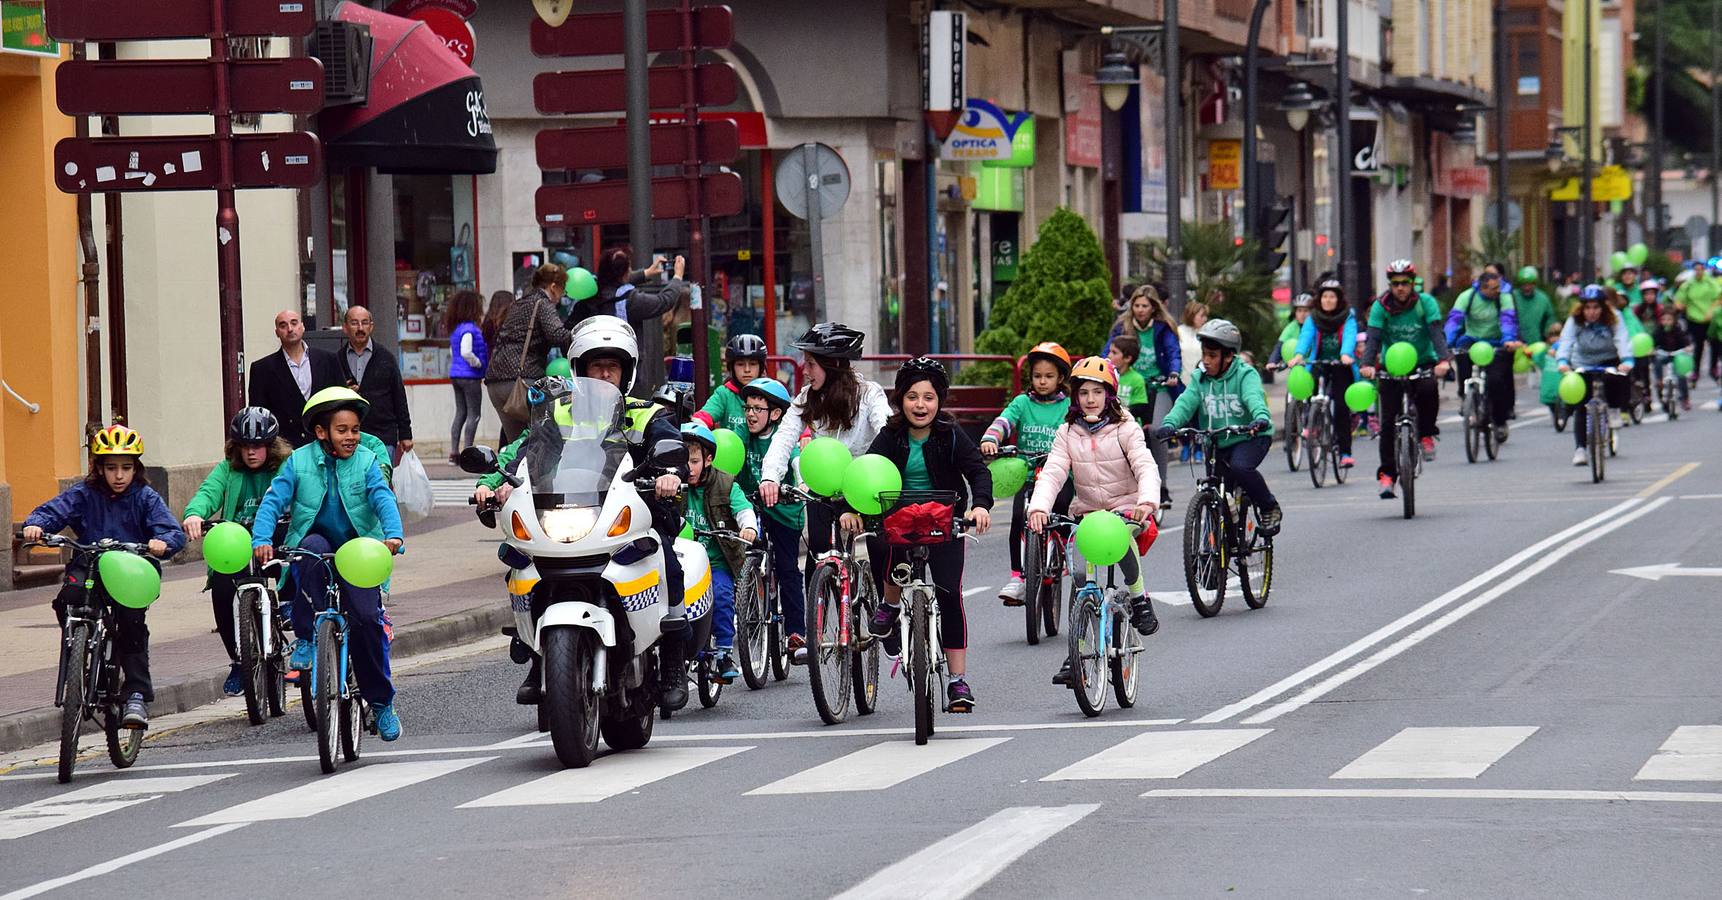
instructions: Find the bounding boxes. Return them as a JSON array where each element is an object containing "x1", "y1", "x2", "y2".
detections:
[
  {"x1": 574, "y1": 246, "x2": 688, "y2": 395},
  {"x1": 485, "y1": 264, "x2": 572, "y2": 444},
  {"x1": 444, "y1": 290, "x2": 488, "y2": 462}
]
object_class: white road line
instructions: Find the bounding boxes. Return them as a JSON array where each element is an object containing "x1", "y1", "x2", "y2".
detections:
[
  {"x1": 0, "y1": 774, "x2": 233, "y2": 841},
  {"x1": 1193, "y1": 497, "x2": 1644, "y2": 725},
  {"x1": 0, "y1": 823, "x2": 248, "y2": 900},
  {"x1": 459, "y1": 746, "x2": 751, "y2": 807},
  {"x1": 963, "y1": 586, "x2": 991, "y2": 598},
  {"x1": 1635, "y1": 726, "x2": 1722, "y2": 781},
  {"x1": 1142, "y1": 788, "x2": 1722, "y2": 804},
  {"x1": 1678, "y1": 493, "x2": 1722, "y2": 500},
  {"x1": 175, "y1": 757, "x2": 492, "y2": 826},
  {"x1": 1331, "y1": 727, "x2": 1538, "y2": 779},
  {"x1": 1041, "y1": 729, "x2": 1270, "y2": 781},
  {"x1": 1241, "y1": 498, "x2": 1670, "y2": 724},
  {"x1": 746, "y1": 737, "x2": 1007, "y2": 795},
  {"x1": 834, "y1": 804, "x2": 1099, "y2": 900}
]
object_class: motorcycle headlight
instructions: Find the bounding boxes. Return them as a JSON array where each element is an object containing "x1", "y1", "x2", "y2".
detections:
[{"x1": 539, "y1": 507, "x2": 600, "y2": 543}]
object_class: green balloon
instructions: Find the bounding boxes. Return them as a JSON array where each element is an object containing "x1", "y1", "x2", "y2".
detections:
[
  {"x1": 1383, "y1": 342, "x2": 1418, "y2": 377},
  {"x1": 799, "y1": 437, "x2": 852, "y2": 496},
  {"x1": 334, "y1": 537, "x2": 394, "y2": 589},
  {"x1": 1673, "y1": 351, "x2": 1696, "y2": 376},
  {"x1": 545, "y1": 357, "x2": 573, "y2": 378},
  {"x1": 1513, "y1": 351, "x2": 1533, "y2": 374},
  {"x1": 712, "y1": 428, "x2": 745, "y2": 476},
  {"x1": 1285, "y1": 365, "x2": 1316, "y2": 401},
  {"x1": 1526, "y1": 341, "x2": 1549, "y2": 360},
  {"x1": 203, "y1": 522, "x2": 253, "y2": 576},
  {"x1": 843, "y1": 454, "x2": 903, "y2": 515},
  {"x1": 1630, "y1": 332, "x2": 1654, "y2": 358},
  {"x1": 987, "y1": 457, "x2": 1030, "y2": 498},
  {"x1": 98, "y1": 551, "x2": 161, "y2": 610},
  {"x1": 565, "y1": 267, "x2": 598, "y2": 301},
  {"x1": 1627, "y1": 243, "x2": 1650, "y2": 266},
  {"x1": 1343, "y1": 380, "x2": 1378, "y2": 412},
  {"x1": 1468, "y1": 342, "x2": 1496, "y2": 367},
  {"x1": 1558, "y1": 371, "x2": 1588, "y2": 405},
  {"x1": 678, "y1": 521, "x2": 694, "y2": 541},
  {"x1": 1281, "y1": 339, "x2": 1298, "y2": 361},
  {"x1": 1610, "y1": 251, "x2": 1630, "y2": 273},
  {"x1": 1074, "y1": 511, "x2": 1133, "y2": 567}
]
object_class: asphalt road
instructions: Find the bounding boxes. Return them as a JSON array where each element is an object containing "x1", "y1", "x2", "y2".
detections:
[{"x1": 4, "y1": 390, "x2": 1721, "y2": 899}]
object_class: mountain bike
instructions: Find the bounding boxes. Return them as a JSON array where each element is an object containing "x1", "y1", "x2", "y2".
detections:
[
  {"x1": 272, "y1": 546, "x2": 373, "y2": 774},
  {"x1": 1303, "y1": 360, "x2": 1352, "y2": 487},
  {"x1": 1653, "y1": 350, "x2": 1682, "y2": 420},
  {"x1": 21, "y1": 534, "x2": 155, "y2": 783},
  {"x1": 1574, "y1": 367, "x2": 1623, "y2": 484},
  {"x1": 1376, "y1": 370, "x2": 1432, "y2": 519},
  {"x1": 1040, "y1": 513, "x2": 1145, "y2": 718},
  {"x1": 733, "y1": 502, "x2": 789, "y2": 690},
  {"x1": 993, "y1": 447, "x2": 1064, "y2": 645},
  {"x1": 1172, "y1": 426, "x2": 1273, "y2": 618},
  {"x1": 789, "y1": 485, "x2": 881, "y2": 725},
  {"x1": 875, "y1": 490, "x2": 975, "y2": 745},
  {"x1": 1459, "y1": 351, "x2": 1499, "y2": 464},
  {"x1": 1282, "y1": 388, "x2": 1306, "y2": 472}
]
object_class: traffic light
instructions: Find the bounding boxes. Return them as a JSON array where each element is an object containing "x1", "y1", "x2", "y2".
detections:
[{"x1": 1257, "y1": 196, "x2": 1293, "y2": 272}]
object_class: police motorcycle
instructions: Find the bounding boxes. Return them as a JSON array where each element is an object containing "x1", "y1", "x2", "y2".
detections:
[{"x1": 462, "y1": 375, "x2": 714, "y2": 768}]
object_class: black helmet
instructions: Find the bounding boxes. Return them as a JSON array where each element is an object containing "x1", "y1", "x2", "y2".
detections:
[
  {"x1": 894, "y1": 356, "x2": 950, "y2": 400},
  {"x1": 725, "y1": 333, "x2": 768, "y2": 363},
  {"x1": 791, "y1": 322, "x2": 865, "y2": 360},
  {"x1": 229, "y1": 407, "x2": 280, "y2": 444}
]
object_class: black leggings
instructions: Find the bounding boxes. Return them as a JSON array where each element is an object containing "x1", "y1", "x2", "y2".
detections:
[
  {"x1": 1378, "y1": 376, "x2": 1440, "y2": 479},
  {"x1": 210, "y1": 572, "x2": 239, "y2": 662},
  {"x1": 1009, "y1": 477, "x2": 1073, "y2": 572},
  {"x1": 1456, "y1": 352, "x2": 1515, "y2": 427},
  {"x1": 867, "y1": 538, "x2": 968, "y2": 650},
  {"x1": 54, "y1": 566, "x2": 153, "y2": 701},
  {"x1": 1214, "y1": 435, "x2": 1276, "y2": 512},
  {"x1": 1315, "y1": 366, "x2": 1355, "y2": 454},
  {"x1": 1571, "y1": 373, "x2": 1631, "y2": 448}
]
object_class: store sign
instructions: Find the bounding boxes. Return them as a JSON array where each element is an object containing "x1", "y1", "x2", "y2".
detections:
[
  {"x1": 1436, "y1": 165, "x2": 1490, "y2": 197},
  {"x1": 1549, "y1": 165, "x2": 1633, "y2": 202},
  {"x1": 1208, "y1": 139, "x2": 1241, "y2": 191},
  {"x1": 1064, "y1": 76, "x2": 1101, "y2": 168},
  {"x1": 411, "y1": 7, "x2": 475, "y2": 64},
  {"x1": 2, "y1": 1, "x2": 57, "y2": 57},
  {"x1": 942, "y1": 99, "x2": 1031, "y2": 162},
  {"x1": 1351, "y1": 114, "x2": 1381, "y2": 175},
  {"x1": 984, "y1": 116, "x2": 1036, "y2": 169},
  {"x1": 992, "y1": 237, "x2": 1019, "y2": 282}
]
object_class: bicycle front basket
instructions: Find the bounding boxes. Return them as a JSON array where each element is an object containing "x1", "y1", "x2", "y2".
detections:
[{"x1": 877, "y1": 490, "x2": 960, "y2": 546}]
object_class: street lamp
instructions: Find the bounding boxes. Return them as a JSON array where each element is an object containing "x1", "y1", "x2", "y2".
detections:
[
  {"x1": 1544, "y1": 135, "x2": 1568, "y2": 174},
  {"x1": 1276, "y1": 81, "x2": 1321, "y2": 133},
  {"x1": 1096, "y1": 50, "x2": 1137, "y2": 112}
]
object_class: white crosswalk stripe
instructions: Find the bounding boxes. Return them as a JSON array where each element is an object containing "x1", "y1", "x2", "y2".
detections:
[
  {"x1": 1042, "y1": 729, "x2": 1271, "y2": 781},
  {"x1": 835, "y1": 804, "x2": 1099, "y2": 900},
  {"x1": 0, "y1": 775, "x2": 234, "y2": 841},
  {"x1": 746, "y1": 738, "x2": 1008, "y2": 795},
  {"x1": 1330, "y1": 727, "x2": 1538, "y2": 779},
  {"x1": 1634, "y1": 726, "x2": 1722, "y2": 781},
  {"x1": 432, "y1": 480, "x2": 472, "y2": 507},
  {"x1": 459, "y1": 746, "x2": 752, "y2": 807},
  {"x1": 175, "y1": 758, "x2": 491, "y2": 827}
]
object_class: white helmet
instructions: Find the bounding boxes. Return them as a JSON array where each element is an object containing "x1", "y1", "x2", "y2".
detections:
[{"x1": 569, "y1": 316, "x2": 640, "y2": 392}]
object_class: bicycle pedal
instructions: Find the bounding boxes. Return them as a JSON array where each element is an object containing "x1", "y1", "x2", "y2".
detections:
[{"x1": 946, "y1": 701, "x2": 974, "y2": 714}]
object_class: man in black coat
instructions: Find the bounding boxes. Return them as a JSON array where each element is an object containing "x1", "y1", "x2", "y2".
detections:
[
  {"x1": 338, "y1": 305, "x2": 414, "y2": 463},
  {"x1": 249, "y1": 309, "x2": 345, "y2": 447}
]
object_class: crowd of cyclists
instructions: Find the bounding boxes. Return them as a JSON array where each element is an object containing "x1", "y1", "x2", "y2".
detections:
[{"x1": 19, "y1": 249, "x2": 1721, "y2": 752}]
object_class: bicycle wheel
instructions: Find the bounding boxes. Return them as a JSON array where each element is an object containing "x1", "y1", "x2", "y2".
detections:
[
  {"x1": 1588, "y1": 406, "x2": 1606, "y2": 484},
  {"x1": 1068, "y1": 594, "x2": 1106, "y2": 718},
  {"x1": 1239, "y1": 523, "x2": 1273, "y2": 610},
  {"x1": 805, "y1": 565, "x2": 851, "y2": 725},
  {"x1": 769, "y1": 585, "x2": 789, "y2": 683},
  {"x1": 1398, "y1": 427, "x2": 1417, "y2": 519},
  {"x1": 1021, "y1": 529, "x2": 1044, "y2": 645},
  {"x1": 314, "y1": 618, "x2": 340, "y2": 774},
  {"x1": 1630, "y1": 382, "x2": 1647, "y2": 423},
  {"x1": 1108, "y1": 602, "x2": 1140, "y2": 709},
  {"x1": 1483, "y1": 396, "x2": 1499, "y2": 461},
  {"x1": 1284, "y1": 399, "x2": 1303, "y2": 471},
  {"x1": 238, "y1": 595, "x2": 267, "y2": 726},
  {"x1": 1041, "y1": 538, "x2": 1064, "y2": 637},
  {"x1": 852, "y1": 586, "x2": 881, "y2": 716},
  {"x1": 265, "y1": 622, "x2": 287, "y2": 719},
  {"x1": 1462, "y1": 393, "x2": 1480, "y2": 463},
  {"x1": 104, "y1": 699, "x2": 142, "y2": 770},
  {"x1": 911, "y1": 593, "x2": 935, "y2": 744},
  {"x1": 56, "y1": 623, "x2": 90, "y2": 784},
  {"x1": 735, "y1": 560, "x2": 770, "y2": 690},
  {"x1": 1308, "y1": 404, "x2": 1330, "y2": 488},
  {"x1": 1183, "y1": 496, "x2": 1227, "y2": 617},
  {"x1": 339, "y1": 667, "x2": 362, "y2": 763}
]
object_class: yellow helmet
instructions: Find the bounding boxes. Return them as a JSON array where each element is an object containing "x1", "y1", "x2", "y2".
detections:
[
  {"x1": 91, "y1": 424, "x2": 144, "y2": 457},
  {"x1": 1068, "y1": 356, "x2": 1118, "y2": 393},
  {"x1": 302, "y1": 386, "x2": 370, "y2": 422}
]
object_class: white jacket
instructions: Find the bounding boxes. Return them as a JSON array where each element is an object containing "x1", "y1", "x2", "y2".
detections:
[{"x1": 761, "y1": 378, "x2": 891, "y2": 484}]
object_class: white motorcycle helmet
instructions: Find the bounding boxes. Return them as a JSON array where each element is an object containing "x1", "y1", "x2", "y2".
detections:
[{"x1": 569, "y1": 317, "x2": 640, "y2": 393}]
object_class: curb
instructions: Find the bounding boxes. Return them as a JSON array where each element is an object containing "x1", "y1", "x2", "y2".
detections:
[{"x1": 0, "y1": 603, "x2": 512, "y2": 755}]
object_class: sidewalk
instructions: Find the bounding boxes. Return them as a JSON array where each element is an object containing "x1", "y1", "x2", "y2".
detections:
[{"x1": 0, "y1": 501, "x2": 509, "y2": 752}]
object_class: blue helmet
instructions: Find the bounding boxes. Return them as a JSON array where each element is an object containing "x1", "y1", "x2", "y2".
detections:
[
  {"x1": 1579, "y1": 284, "x2": 1609, "y2": 303},
  {"x1": 741, "y1": 377, "x2": 794, "y2": 410},
  {"x1": 680, "y1": 421, "x2": 717, "y2": 454}
]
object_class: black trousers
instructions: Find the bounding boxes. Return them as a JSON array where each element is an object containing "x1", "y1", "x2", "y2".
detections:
[
  {"x1": 209, "y1": 571, "x2": 239, "y2": 663},
  {"x1": 1009, "y1": 477, "x2": 1073, "y2": 572},
  {"x1": 866, "y1": 538, "x2": 969, "y2": 651},
  {"x1": 1456, "y1": 352, "x2": 1514, "y2": 427},
  {"x1": 54, "y1": 565, "x2": 152, "y2": 701},
  {"x1": 1214, "y1": 435, "x2": 1276, "y2": 512},
  {"x1": 1378, "y1": 376, "x2": 1440, "y2": 479},
  {"x1": 1316, "y1": 366, "x2": 1355, "y2": 454}
]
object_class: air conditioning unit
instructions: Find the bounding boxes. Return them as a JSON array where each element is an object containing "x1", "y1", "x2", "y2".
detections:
[{"x1": 311, "y1": 21, "x2": 372, "y2": 107}]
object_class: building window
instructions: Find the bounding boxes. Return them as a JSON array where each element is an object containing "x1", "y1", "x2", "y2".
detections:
[{"x1": 1512, "y1": 34, "x2": 1540, "y2": 109}]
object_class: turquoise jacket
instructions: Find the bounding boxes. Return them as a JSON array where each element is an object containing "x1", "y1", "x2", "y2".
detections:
[{"x1": 251, "y1": 442, "x2": 403, "y2": 551}]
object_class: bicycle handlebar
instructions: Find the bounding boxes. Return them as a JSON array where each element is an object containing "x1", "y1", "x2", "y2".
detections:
[{"x1": 18, "y1": 533, "x2": 152, "y2": 557}]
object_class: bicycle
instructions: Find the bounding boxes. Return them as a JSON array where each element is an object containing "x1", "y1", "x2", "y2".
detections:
[
  {"x1": 233, "y1": 557, "x2": 291, "y2": 726},
  {"x1": 1627, "y1": 366, "x2": 1652, "y2": 425},
  {"x1": 1375, "y1": 369, "x2": 1432, "y2": 519},
  {"x1": 1039, "y1": 513, "x2": 1145, "y2": 718},
  {"x1": 1573, "y1": 366, "x2": 1623, "y2": 484},
  {"x1": 993, "y1": 447, "x2": 1064, "y2": 645},
  {"x1": 788, "y1": 485, "x2": 881, "y2": 725},
  {"x1": 874, "y1": 490, "x2": 975, "y2": 744},
  {"x1": 733, "y1": 501, "x2": 790, "y2": 690},
  {"x1": 689, "y1": 525, "x2": 753, "y2": 709},
  {"x1": 1281, "y1": 380, "x2": 1306, "y2": 472},
  {"x1": 1172, "y1": 426, "x2": 1273, "y2": 618},
  {"x1": 20, "y1": 534, "x2": 155, "y2": 783},
  {"x1": 1458, "y1": 349, "x2": 1499, "y2": 464},
  {"x1": 1653, "y1": 349, "x2": 1682, "y2": 420},
  {"x1": 271, "y1": 545, "x2": 375, "y2": 774},
  {"x1": 1301, "y1": 360, "x2": 1353, "y2": 488}
]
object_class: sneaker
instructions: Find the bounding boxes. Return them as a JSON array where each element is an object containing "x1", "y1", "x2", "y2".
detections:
[
  {"x1": 1494, "y1": 425, "x2": 1509, "y2": 444},
  {"x1": 1681, "y1": 398, "x2": 1692, "y2": 411},
  {"x1": 1052, "y1": 660, "x2": 1073, "y2": 686},
  {"x1": 1339, "y1": 455, "x2": 1355, "y2": 468},
  {"x1": 121, "y1": 693, "x2": 149, "y2": 730},
  {"x1": 947, "y1": 679, "x2": 976, "y2": 713},
  {"x1": 870, "y1": 603, "x2": 897, "y2": 638},
  {"x1": 1368, "y1": 416, "x2": 1381, "y2": 437},
  {"x1": 223, "y1": 663, "x2": 245, "y2": 697},
  {"x1": 1179, "y1": 443, "x2": 1192, "y2": 463},
  {"x1": 1258, "y1": 505, "x2": 1283, "y2": 538},
  {"x1": 1420, "y1": 437, "x2": 1437, "y2": 460},
  {"x1": 289, "y1": 638, "x2": 313, "y2": 671},
  {"x1": 1160, "y1": 486, "x2": 1174, "y2": 512},
  {"x1": 1620, "y1": 411, "x2": 1632, "y2": 429},
  {"x1": 1571, "y1": 447, "x2": 1587, "y2": 466},
  {"x1": 1193, "y1": 448, "x2": 1205, "y2": 463},
  {"x1": 998, "y1": 576, "x2": 1026, "y2": 607},
  {"x1": 373, "y1": 703, "x2": 401, "y2": 741},
  {"x1": 786, "y1": 633, "x2": 809, "y2": 666},
  {"x1": 1377, "y1": 474, "x2": 1397, "y2": 499},
  {"x1": 1129, "y1": 596, "x2": 1160, "y2": 636},
  {"x1": 716, "y1": 650, "x2": 741, "y2": 683}
]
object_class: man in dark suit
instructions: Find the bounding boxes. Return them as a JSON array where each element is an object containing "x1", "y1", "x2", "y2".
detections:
[
  {"x1": 249, "y1": 309, "x2": 344, "y2": 447},
  {"x1": 338, "y1": 305, "x2": 413, "y2": 463}
]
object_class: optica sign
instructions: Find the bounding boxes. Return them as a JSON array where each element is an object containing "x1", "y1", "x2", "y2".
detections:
[{"x1": 941, "y1": 99, "x2": 1031, "y2": 162}]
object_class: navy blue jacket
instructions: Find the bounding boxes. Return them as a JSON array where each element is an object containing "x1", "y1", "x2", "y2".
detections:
[
  {"x1": 26, "y1": 480, "x2": 186, "y2": 557},
  {"x1": 1104, "y1": 320, "x2": 1185, "y2": 400}
]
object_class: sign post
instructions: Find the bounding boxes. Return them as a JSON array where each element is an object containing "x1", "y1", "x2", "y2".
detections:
[{"x1": 774, "y1": 143, "x2": 851, "y2": 314}]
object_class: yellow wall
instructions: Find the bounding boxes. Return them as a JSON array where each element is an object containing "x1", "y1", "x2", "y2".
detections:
[{"x1": 0, "y1": 52, "x2": 84, "y2": 514}]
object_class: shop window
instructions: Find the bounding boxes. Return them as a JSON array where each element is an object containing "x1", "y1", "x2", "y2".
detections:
[
  {"x1": 1512, "y1": 35, "x2": 1540, "y2": 109},
  {"x1": 391, "y1": 173, "x2": 477, "y2": 380}
]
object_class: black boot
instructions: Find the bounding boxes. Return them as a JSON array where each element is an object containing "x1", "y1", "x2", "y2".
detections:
[
  {"x1": 1130, "y1": 595, "x2": 1160, "y2": 636},
  {"x1": 1052, "y1": 658, "x2": 1074, "y2": 686},
  {"x1": 658, "y1": 639, "x2": 689, "y2": 711},
  {"x1": 515, "y1": 657, "x2": 542, "y2": 705}
]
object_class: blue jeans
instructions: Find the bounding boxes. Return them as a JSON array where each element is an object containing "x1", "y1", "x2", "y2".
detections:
[
  {"x1": 711, "y1": 565, "x2": 735, "y2": 649},
  {"x1": 288, "y1": 533, "x2": 394, "y2": 705},
  {"x1": 763, "y1": 514, "x2": 806, "y2": 639}
]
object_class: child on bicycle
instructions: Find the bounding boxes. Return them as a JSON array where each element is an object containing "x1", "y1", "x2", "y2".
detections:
[
  {"x1": 1556, "y1": 285, "x2": 1635, "y2": 466},
  {"x1": 1651, "y1": 306, "x2": 1692, "y2": 411},
  {"x1": 1154, "y1": 319, "x2": 1281, "y2": 535},
  {"x1": 736, "y1": 377, "x2": 809, "y2": 664},
  {"x1": 979, "y1": 342, "x2": 1072, "y2": 606},
  {"x1": 680, "y1": 422, "x2": 759, "y2": 683},
  {"x1": 1266, "y1": 292, "x2": 1314, "y2": 367},
  {"x1": 693, "y1": 333, "x2": 768, "y2": 434},
  {"x1": 1029, "y1": 356, "x2": 1159, "y2": 686},
  {"x1": 22, "y1": 425, "x2": 185, "y2": 730},
  {"x1": 251, "y1": 387, "x2": 406, "y2": 741},
  {"x1": 182, "y1": 408, "x2": 293, "y2": 696},
  {"x1": 850, "y1": 357, "x2": 992, "y2": 712},
  {"x1": 1535, "y1": 322, "x2": 1564, "y2": 419},
  {"x1": 1107, "y1": 334, "x2": 1178, "y2": 511},
  {"x1": 1288, "y1": 278, "x2": 1359, "y2": 469}
]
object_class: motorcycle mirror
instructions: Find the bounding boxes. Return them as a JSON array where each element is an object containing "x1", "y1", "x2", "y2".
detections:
[
  {"x1": 650, "y1": 439, "x2": 688, "y2": 470},
  {"x1": 457, "y1": 446, "x2": 500, "y2": 474}
]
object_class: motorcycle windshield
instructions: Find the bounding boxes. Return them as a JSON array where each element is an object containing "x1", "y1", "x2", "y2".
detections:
[{"x1": 521, "y1": 377, "x2": 631, "y2": 506}]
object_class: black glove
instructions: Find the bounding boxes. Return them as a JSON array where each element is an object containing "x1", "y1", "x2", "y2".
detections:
[
  {"x1": 1248, "y1": 420, "x2": 1269, "y2": 436},
  {"x1": 1153, "y1": 425, "x2": 1176, "y2": 443}
]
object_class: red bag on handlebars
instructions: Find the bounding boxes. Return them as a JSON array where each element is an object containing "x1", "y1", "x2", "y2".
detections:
[
  {"x1": 883, "y1": 501, "x2": 956, "y2": 546},
  {"x1": 1135, "y1": 517, "x2": 1159, "y2": 555}
]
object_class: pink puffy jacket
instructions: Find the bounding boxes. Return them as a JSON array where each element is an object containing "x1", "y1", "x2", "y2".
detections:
[{"x1": 1027, "y1": 419, "x2": 1160, "y2": 517}]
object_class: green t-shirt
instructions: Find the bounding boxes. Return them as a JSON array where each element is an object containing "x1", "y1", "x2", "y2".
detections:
[
  {"x1": 1453, "y1": 288, "x2": 1515, "y2": 341},
  {"x1": 904, "y1": 435, "x2": 932, "y2": 491},
  {"x1": 1621, "y1": 305, "x2": 1646, "y2": 337},
  {"x1": 1368, "y1": 295, "x2": 1444, "y2": 364},
  {"x1": 739, "y1": 426, "x2": 803, "y2": 529},
  {"x1": 995, "y1": 392, "x2": 1069, "y2": 456},
  {"x1": 1117, "y1": 367, "x2": 1148, "y2": 418},
  {"x1": 1515, "y1": 288, "x2": 1558, "y2": 347},
  {"x1": 1677, "y1": 276, "x2": 1720, "y2": 322},
  {"x1": 698, "y1": 382, "x2": 749, "y2": 434},
  {"x1": 1276, "y1": 321, "x2": 1301, "y2": 358}
]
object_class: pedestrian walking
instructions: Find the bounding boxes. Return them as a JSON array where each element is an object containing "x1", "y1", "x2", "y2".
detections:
[{"x1": 444, "y1": 290, "x2": 488, "y2": 463}]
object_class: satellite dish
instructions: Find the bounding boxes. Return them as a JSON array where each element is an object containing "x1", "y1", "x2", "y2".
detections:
[{"x1": 533, "y1": 0, "x2": 572, "y2": 28}]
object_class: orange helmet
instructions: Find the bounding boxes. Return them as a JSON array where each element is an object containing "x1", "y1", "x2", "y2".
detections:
[
  {"x1": 1023, "y1": 342, "x2": 1072, "y2": 379},
  {"x1": 90, "y1": 424, "x2": 144, "y2": 457},
  {"x1": 1068, "y1": 356, "x2": 1118, "y2": 393}
]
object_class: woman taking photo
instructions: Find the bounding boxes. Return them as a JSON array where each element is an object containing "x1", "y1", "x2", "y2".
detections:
[
  {"x1": 444, "y1": 290, "x2": 488, "y2": 463},
  {"x1": 485, "y1": 265, "x2": 572, "y2": 444}
]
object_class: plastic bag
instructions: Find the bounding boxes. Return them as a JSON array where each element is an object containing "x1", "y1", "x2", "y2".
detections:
[{"x1": 393, "y1": 450, "x2": 434, "y2": 524}]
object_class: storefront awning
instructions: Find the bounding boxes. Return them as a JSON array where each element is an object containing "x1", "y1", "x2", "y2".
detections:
[{"x1": 319, "y1": 2, "x2": 496, "y2": 175}]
